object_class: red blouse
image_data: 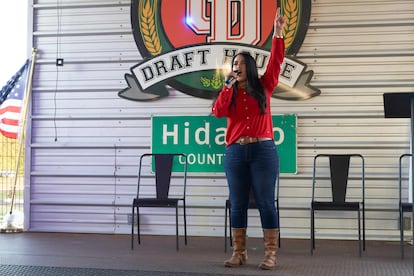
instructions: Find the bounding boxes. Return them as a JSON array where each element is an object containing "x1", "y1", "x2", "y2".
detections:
[{"x1": 212, "y1": 37, "x2": 285, "y2": 146}]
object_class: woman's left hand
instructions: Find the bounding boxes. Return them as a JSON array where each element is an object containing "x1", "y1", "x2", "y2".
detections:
[{"x1": 274, "y1": 7, "x2": 286, "y2": 37}]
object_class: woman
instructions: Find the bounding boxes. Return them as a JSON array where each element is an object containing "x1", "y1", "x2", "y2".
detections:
[{"x1": 211, "y1": 8, "x2": 286, "y2": 270}]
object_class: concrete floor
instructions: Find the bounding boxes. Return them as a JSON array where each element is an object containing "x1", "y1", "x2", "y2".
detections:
[{"x1": 0, "y1": 232, "x2": 412, "y2": 275}]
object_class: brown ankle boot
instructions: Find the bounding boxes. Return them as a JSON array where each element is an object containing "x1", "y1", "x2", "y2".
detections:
[
  {"x1": 224, "y1": 228, "x2": 247, "y2": 267},
  {"x1": 259, "y1": 229, "x2": 279, "y2": 270}
]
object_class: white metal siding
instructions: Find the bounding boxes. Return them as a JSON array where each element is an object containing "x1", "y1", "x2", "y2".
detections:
[{"x1": 28, "y1": 0, "x2": 414, "y2": 240}]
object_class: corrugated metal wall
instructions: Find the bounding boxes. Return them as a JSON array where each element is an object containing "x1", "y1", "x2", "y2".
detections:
[{"x1": 27, "y1": 0, "x2": 414, "y2": 240}]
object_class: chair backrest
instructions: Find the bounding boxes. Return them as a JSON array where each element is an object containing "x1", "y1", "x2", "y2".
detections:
[
  {"x1": 154, "y1": 154, "x2": 174, "y2": 199},
  {"x1": 137, "y1": 153, "x2": 187, "y2": 200},
  {"x1": 329, "y1": 155, "x2": 350, "y2": 203},
  {"x1": 399, "y1": 153, "x2": 412, "y2": 205},
  {"x1": 312, "y1": 154, "x2": 365, "y2": 203}
]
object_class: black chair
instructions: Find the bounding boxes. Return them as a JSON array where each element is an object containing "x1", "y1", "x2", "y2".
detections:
[
  {"x1": 224, "y1": 172, "x2": 280, "y2": 252},
  {"x1": 310, "y1": 154, "x2": 365, "y2": 257},
  {"x1": 131, "y1": 153, "x2": 188, "y2": 251},
  {"x1": 399, "y1": 153, "x2": 412, "y2": 259}
]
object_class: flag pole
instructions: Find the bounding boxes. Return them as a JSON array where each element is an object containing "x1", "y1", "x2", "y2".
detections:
[{"x1": 2, "y1": 48, "x2": 38, "y2": 232}]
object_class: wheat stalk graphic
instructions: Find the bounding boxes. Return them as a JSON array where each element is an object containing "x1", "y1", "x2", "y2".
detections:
[
  {"x1": 139, "y1": 0, "x2": 162, "y2": 56},
  {"x1": 282, "y1": 0, "x2": 299, "y2": 49}
]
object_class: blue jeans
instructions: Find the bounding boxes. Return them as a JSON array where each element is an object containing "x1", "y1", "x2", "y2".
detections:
[{"x1": 224, "y1": 140, "x2": 279, "y2": 229}]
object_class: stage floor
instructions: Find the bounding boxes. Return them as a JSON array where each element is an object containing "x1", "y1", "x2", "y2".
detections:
[{"x1": 0, "y1": 232, "x2": 412, "y2": 275}]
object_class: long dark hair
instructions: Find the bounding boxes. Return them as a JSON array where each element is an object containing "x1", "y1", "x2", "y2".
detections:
[{"x1": 230, "y1": 52, "x2": 266, "y2": 114}]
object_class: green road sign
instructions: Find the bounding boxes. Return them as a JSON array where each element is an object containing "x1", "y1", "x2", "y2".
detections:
[{"x1": 152, "y1": 115, "x2": 296, "y2": 173}]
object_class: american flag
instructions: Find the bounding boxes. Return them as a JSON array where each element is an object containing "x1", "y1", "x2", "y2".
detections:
[{"x1": 0, "y1": 59, "x2": 30, "y2": 139}]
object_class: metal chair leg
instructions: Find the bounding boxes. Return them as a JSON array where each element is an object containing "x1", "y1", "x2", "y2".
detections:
[
  {"x1": 400, "y1": 207, "x2": 405, "y2": 259},
  {"x1": 131, "y1": 205, "x2": 135, "y2": 250},
  {"x1": 362, "y1": 206, "x2": 366, "y2": 251},
  {"x1": 176, "y1": 206, "x2": 179, "y2": 251},
  {"x1": 183, "y1": 201, "x2": 188, "y2": 245},
  {"x1": 229, "y1": 208, "x2": 232, "y2": 247},
  {"x1": 358, "y1": 209, "x2": 362, "y2": 257},
  {"x1": 224, "y1": 204, "x2": 228, "y2": 252},
  {"x1": 277, "y1": 203, "x2": 281, "y2": 248},
  {"x1": 310, "y1": 208, "x2": 315, "y2": 255},
  {"x1": 137, "y1": 206, "x2": 141, "y2": 244}
]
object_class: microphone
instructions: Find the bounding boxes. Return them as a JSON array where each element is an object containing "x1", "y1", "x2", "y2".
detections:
[{"x1": 225, "y1": 70, "x2": 240, "y2": 85}]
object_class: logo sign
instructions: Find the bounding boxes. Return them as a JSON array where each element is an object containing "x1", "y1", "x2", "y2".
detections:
[
  {"x1": 119, "y1": 0, "x2": 320, "y2": 102},
  {"x1": 152, "y1": 115, "x2": 297, "y2": 173}
]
